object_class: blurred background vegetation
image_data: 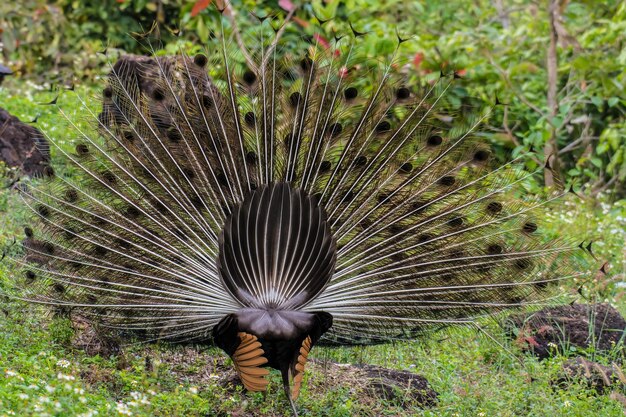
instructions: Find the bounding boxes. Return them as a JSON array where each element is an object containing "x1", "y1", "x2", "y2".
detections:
[{"x1": 1, "y1": 0, "x2": 625, "y2": 197}]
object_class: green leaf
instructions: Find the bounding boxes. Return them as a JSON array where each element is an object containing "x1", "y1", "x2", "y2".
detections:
[
  {"x1": 590, "y1": 157, "x2": 603, "y2": 168},
  {"x1": 591, "y1": 96, "x2": 603, "y2": 108}
]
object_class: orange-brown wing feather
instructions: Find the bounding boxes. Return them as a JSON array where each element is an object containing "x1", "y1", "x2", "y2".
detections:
[
  {"x1": 233, "y1": 332, "x2": 269, "y2": 392},
  {"x1": 291, "y1": 336, "x2": 313, "y2": 400}
]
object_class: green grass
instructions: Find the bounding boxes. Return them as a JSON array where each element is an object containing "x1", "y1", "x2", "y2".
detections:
[
  {"x1": 1, "y1": 299, "x2": 625, "y2": 416},
  {"x1": 1, "y1": 82, "x2": 625, "y2": 416}
]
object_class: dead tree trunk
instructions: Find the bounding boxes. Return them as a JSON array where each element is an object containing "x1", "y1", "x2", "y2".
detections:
[{"x1": 544, "y1": 0, "x2": 564, "y2": 190}]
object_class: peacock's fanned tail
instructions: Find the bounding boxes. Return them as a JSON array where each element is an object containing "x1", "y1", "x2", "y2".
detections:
[{"x1": 11, "y1": 14, "x2": 585, "y2": 349}]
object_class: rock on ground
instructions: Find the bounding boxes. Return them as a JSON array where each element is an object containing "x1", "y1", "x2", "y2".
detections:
[
  {"x1": 557, "y1": 357, "x2": 626, "y2": 393},
  {"x1": 357, "y1": 363, "x2": 438, "y2": 406},
  {"x1": 0, "y1": 107, "x2": 50, "y2": 177},
  {"x1": 506, "y1": 303, "x2": 626, "y2": 359}
]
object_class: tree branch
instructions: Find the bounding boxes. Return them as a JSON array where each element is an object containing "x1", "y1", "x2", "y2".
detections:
[
  {"x1": 224, "y1": 0, "x2": 257, "y2": 72},
  {"x1": 494, "y1": 0, "x2": 511, "y2": 29},
  {"x1": 544, "y1": 0, "x2": 564, "y2": 190},
  {"x1": 261, "y1": 6, "x2": 297, "y2": 70},
  {"x1": 486, "y1": 52, "x2": 550, "y2": 122},
  {"x1": 502, "y1": 106, "x2": 543, "y2": 166}
]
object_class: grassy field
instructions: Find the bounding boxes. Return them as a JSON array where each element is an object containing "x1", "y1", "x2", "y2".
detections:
[{"x1": 0, "y1": 82, "x2": 625, "y2": 416}]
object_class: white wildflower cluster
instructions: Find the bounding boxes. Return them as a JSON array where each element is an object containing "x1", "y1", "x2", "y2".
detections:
[
  {"x1": 4, "y1": 369, "x2": 24, "y2": 382},
  {"x1": 116, "y1": 402, "x2": 132, "y2": 416},
  {"x1": 129, "y1": 391, "x2": 150, "y2": 406},
  {"x1": 56, "y1": 359, "x2": 71, "y2": 368},
  {"x1": 77, "y1": 410, "x2": 98, "y2": 417},
  {"x1": 600, "y1": 202, "x2": 611, "y2": 215},
  {"x1": 25, "y1": 80, "x2": 48, "y2": 91},
  {"x1": 57, "y1": 373, "x2": 76, "y2": 381},
  {"x1": 112, "y1": 390, "x2": 154, "y2": 415}
]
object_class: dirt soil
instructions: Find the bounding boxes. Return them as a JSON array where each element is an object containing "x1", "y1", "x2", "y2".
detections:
[
  {"x1": 0, "y1": 107, "x2": 50, "y2": 177},
  {"x1": 506, "y1": 303, "x2": 626, "y2": 359}
]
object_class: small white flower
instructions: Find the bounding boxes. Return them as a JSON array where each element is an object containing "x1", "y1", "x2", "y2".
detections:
[
  {"x1": 56, "y1": 359, "x2": 71, "y2": 368},
  {"x1": 116, "y1": 402, "x2": 132, "y2": 416},
  {"x1": 18, "y1": 393, "x2": 29, "y2": 400},
  {"x1": 563, "y1": 400, "x2": 572, "y2": 408},
  {"x1": 189, "y1": 386, "x2": 198, "y2": 394},
  {"x1": 45, "y1": 385, "x2": 55, "y2": 393},
  {"x1": 5, "y1": 370, "x2": 17, "y2": 377}
]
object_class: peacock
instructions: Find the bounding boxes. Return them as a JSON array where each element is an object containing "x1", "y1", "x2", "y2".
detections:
[{"x1": 6, "y1": 10, "x2": 586, "y2": 416}]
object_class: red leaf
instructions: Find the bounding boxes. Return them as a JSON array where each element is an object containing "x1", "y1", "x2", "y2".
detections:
[
  {"x1": 278, "y1": 0, "x2": 295, "y2": 11},
  {"x1": 524, "y1": 336, "x2": 541, "y2": 348},
  {"x1": 313, "y1": 33, "x2": 330, "y2": 49},
  {"x1": 293, "y1": 16, "x2": 309, "y2": 28},
  {"x1": 456, "y1": 69, "x2": 467, "y2": 76},
  {"x1": 413, "y1": 52, "x2": 424, "y2": 68},
  {"x1": 191, "y1": 0, "x2": 212, "y2": 17}
]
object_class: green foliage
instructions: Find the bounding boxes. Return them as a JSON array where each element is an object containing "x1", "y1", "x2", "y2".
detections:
[{"x1": 2, "y1": 0, "x2": 623, "y2": 193}]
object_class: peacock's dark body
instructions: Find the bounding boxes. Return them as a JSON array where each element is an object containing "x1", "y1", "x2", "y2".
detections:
[{"x1": 10, "y1": 13, "x2": 584, "y2": 415}]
